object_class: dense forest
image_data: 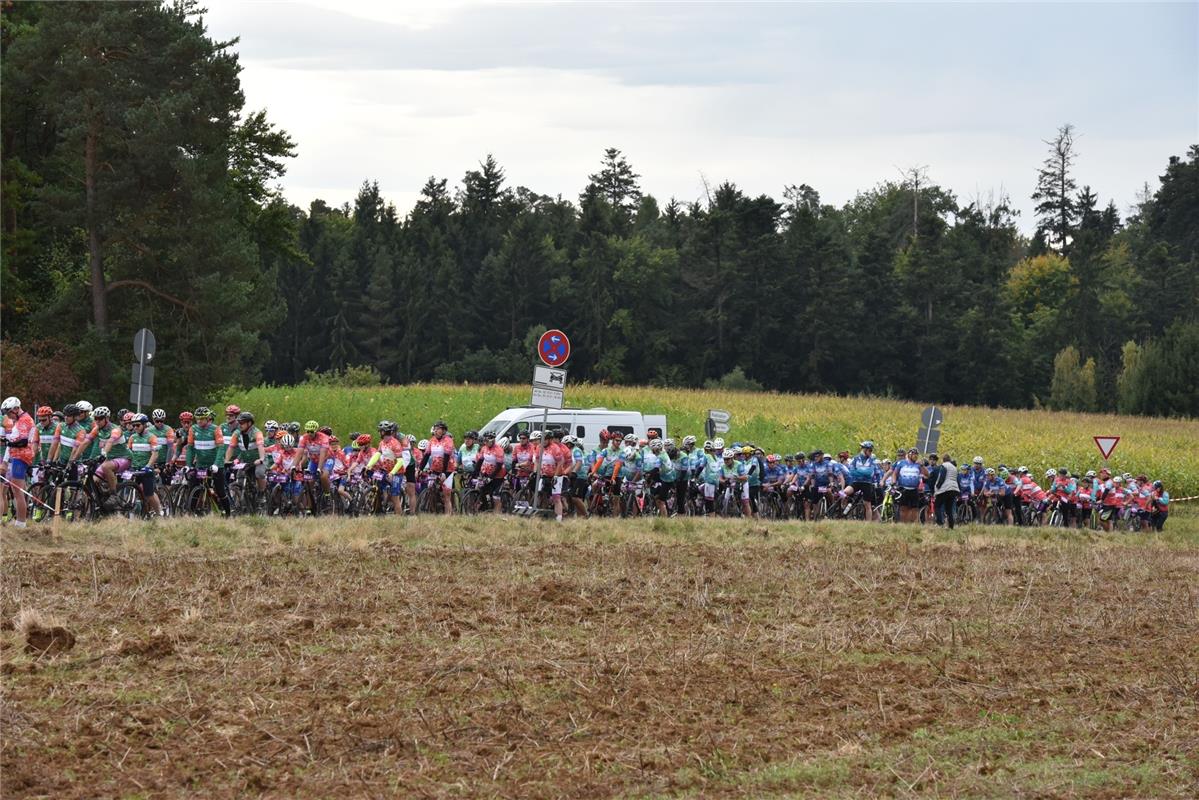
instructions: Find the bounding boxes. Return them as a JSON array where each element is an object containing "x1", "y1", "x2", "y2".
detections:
[{"x1": 3, "y1": 1, "x2": 1197, "y2": 416}]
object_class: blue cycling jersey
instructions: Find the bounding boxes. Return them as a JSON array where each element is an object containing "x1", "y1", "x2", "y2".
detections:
[{"x1": 849, "y1": 453, "x2": 878, "y2": 483}]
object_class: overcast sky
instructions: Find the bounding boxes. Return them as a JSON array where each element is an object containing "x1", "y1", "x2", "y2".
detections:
[{"x1": 202, "y1": 1, "x2": 1198, "y2": 230}]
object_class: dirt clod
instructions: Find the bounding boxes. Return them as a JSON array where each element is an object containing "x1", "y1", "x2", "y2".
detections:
[{"x1": 23, "y1": 625, "x2": 75, "y2": 656}]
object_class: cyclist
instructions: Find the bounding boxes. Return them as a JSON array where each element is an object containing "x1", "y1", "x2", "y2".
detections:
[
  {"x1": 71, "y1": 407, "x2": 125, "y2": 494},
  {"x1": 718, "y1": 448, "x2": 751, "y2": 517},
  {"x1": 511, "y1": 429, "x2": 537, "y2": 493},
  {"x1": 1150, "y1": 481, "x2": 1169, "y2": 531},
  {"x1": 225, "y1": 411, "x2": 268, "y2": 495},
  {"x1": 0, "y1": 397, "x2": 35, "y2": 527},
  {"x1": 540, "y1": 428, "x2": 571, "y2": 521},
  {"x1": 174, "y1": 411, "x2": 195, "y2": 466},
  {"x1": 49, "y1": 404, "x2": 87, "y2": 464},
  {"x1": 848, "y1": 441, "x2": 880, "y2": 522},
  {"x1": 186, "y1": 407, "x2": 230, "y2": 517},
  {"x1": 458, "y1": 430, "x2": 480, "y2": 483},
  {"x1": 804, "y1": 449, "x2": 833, "y2": 520},
  {"x1": 745, "y1": 446, "x2": 764, "y2": 516},
  {"x1": 74, "y1": 401, "x2": 94, "y2": 439},
  {"x1": 475, "y1": 432, "x2": 507, "y2": 512},
  {"x1": 562, "y1": 435, "x2": 589, "y2": 517},
  {"x1": 1049, "y1": 467, "x2": 1077, "y2": 526},
  {"x1": 891, "y1": 448, "x2": 927, "y2": 524},
  {"x1": 673, "y1": 435, "x2": 699, "y2": 512},
  {"x1": 149, "y1": 409, "x2": 176, "y2": 465},
  {"x1": 423, "y1": 420, "x2": 456, "y2": 515},
  {"x1": 369, "y1": 421, "x2": 408, "y2": 515},
  {"x1": 643, "y1": 438, "x2": 673, "y2": 517},
  {"x1": 126, "y1": 413, "x2": 163, "y2": 516},
  {"x1": 1098, "y1": 475, "x2": 1127, "y2": 531},
  {"x1": 221, "y1": 405, "x2": 241, "y2": 440},
  {"x1": 298, "y1": 421, "x2": 332, "y2": 499},
  {"x1": 33, "y1": 406, "x2": 57, "y2": 466}
]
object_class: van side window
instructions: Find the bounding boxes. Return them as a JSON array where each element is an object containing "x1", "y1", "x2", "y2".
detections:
[
  {"x1": 576, "y1": 425, "x2": 585, "y2": 438},
  {"x1": 607, "y1": 425, "x2": 634, "y2": 438}
]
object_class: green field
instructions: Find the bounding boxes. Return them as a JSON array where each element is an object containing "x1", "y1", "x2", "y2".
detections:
[{"x1": 222, "y1": 382, "x2": 1199, "y2": 496}]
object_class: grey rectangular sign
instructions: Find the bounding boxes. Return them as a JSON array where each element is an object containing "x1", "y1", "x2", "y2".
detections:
[{"x1": 531, "y1": 386, "x2": 563, "y2": 409}]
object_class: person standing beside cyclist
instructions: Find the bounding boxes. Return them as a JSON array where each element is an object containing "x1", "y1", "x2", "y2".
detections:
[{"x1": 933, "y1": 454, "x2": 960, "y2": 529}]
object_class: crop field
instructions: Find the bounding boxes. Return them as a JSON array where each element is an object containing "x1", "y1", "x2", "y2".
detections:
[
  {"x1": 221, "y1": 383, "x2": 1199, "y2": 496},
  {"x1": 3, "y1": 516, "x2": 1198, "y2": 798}
]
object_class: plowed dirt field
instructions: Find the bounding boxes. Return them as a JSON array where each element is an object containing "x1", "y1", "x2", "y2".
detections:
[{"x1": 3, "y1": 517, "x2": 1197, "y2": 798}]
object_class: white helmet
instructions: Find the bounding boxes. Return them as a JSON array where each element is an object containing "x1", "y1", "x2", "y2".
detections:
[
  {"x1": 496, "y1": 436, "x2": 510, "y2": 449},
  {"x1": 418, "y1": 439, "x2": 429, "y2": 450},
  {"x1": 703, "y1": 440, "x2": 713, "y2": 450},
  {"x1": 560, "y1": 434, "x2": 574, "y2": 445},
  {"x1": 530, "y1": 431, "x2": 543, "y2": 441},
  {"x1": 75, "y1": 400, "x2": 93, "y2": 414},
  {"x1": 1, "y1": 397, "x2": 20, "y2": 412},
  {"x1": 94, "y1": 405, "x2": 111, "y2": 418},
  {"x1": 973, "y1": 456, "x2": 984, "y2": 465},
  {"x1": 663, "y1": 438, "x2": 675, "y2": 448},
  {"x1": 1085, "y1": 470, "x2": 1096, "y2": 478},
  {"x1": 623, "y1": 433, "x2": 636, "y2": 444},
  {"x1": 713, "y1": 437, "x2": 725, "y2": 450},
  {"x1": 682, "y1": 435, "x2": 696, "y2": 447},
  {"x1": 1045, "y1": 468, "x2": 1056, "y2": 479},
  {"x1": 650, "y1": 438, "x2": 663, "y2": 449},
  {"x1": 151, "y1": 408, "x2": 167, "y2": 421}
]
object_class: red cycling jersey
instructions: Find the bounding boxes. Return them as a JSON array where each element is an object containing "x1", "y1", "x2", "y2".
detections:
[
  {"x1": 424, "y1": 434, "x2": 456, "y2": 473},
  {"x1": 476, "y1": 444, "x2": 506, "y2": 477},
  {"x1": 512, "y1": 443, "x2": 537, "y2": 476},
  {"x1": 4, "y1": 413, "x2": 35, "y2": 464},
  {"x1": 298, "y1": 432, "x2": 330, "y2": 462}
]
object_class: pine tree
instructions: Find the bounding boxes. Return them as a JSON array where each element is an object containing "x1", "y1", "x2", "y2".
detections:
[{"x1": 1032, "y1": 124, "x2": 1079, "y2": 253}]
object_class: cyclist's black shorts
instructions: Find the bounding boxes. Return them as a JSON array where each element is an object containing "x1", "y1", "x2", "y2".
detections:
[
  {"x1": 405, "y1": 461, "x2": 417, "y2": 482},
  {"x1": 572, "y1": 476, "x2": 588, "y2": 499},
  {"x1": 652, "y1": 480, "x2": 672, "y2": 501},
  {"x1": 852, "y1": 481, "x2": 874, "y2": 501},
  {"x1": 899, "y1": 487, "x2": 922, "y2": 508}
]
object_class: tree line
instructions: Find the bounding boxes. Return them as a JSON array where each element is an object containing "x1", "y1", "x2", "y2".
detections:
[{"x1": 2, "y1": 2, "x2": 1196, "y2": 416}]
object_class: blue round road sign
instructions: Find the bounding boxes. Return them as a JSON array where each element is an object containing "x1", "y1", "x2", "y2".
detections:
[{"x1": 537, "y1": 329, "x2": 570, "y2": 366}]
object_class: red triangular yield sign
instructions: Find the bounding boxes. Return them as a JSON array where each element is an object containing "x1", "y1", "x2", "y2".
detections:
[{"x1": 1093, "y1": 436, "x2": 1120, "y2": 460}]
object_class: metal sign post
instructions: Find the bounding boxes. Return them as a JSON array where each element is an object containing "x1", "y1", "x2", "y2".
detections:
[
  {"x1": 131, "y1": 328, "x2": 157, "y2": 413},
  {"x1": 528, "y1": 365, "x2": 568, "y2": 517},
  {"x1": 706, "y1": 409, "x2": 731, "y2": 440},
  {"x1": 917, "y1": 405, "x2": 943, "y2": 454}
]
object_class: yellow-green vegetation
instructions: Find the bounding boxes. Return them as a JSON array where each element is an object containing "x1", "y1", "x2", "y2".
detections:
[{"x1": 223, "y1": 382, "x2": 1199, "y2": 494}]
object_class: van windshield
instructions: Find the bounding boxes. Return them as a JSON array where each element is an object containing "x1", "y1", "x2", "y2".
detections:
[{"x1": 479, "y1": 415, "x2": 515, "y2": 438}]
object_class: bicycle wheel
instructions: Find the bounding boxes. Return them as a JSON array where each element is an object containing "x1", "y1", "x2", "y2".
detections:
[
  {"x1": 461, "y1": 489, "x2": 481, "y2": 515},
  {"x1": 115, "y1": 482, "x2": 141, "y2": 519}
]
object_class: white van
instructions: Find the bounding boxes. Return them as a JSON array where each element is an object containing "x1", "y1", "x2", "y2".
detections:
[{"x1": 479, "y1": 407, "x2": 668, "y2": 451}]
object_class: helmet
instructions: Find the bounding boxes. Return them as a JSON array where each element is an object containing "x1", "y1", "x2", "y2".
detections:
[
  {"x1": 998, "y1": 468, "x2": 1009, "y2": 478},
  {"x1": 598, "y1": 429, "x2": 611, "y2": 442},
  {"x1": 406, "y1": 434, "x2": 417, "y2": 443},
  {"x1": 75, "y1": 400, "x2": 93, "y2": 414},
  {"x1": 1, "y1": 397, "x2": 21, "y2": 412},
  {"x1": 433, "y1": 419, "x2": 447, "y2": 430},
  {"x1": 703, "y1": 440, "x2": 713, "y2": 450},
  {"x1": 741, "y1": 446, "x2": 753, "y2": 455},
  {"x1": 482, "y1": 431, "x2": 495, "y2": 440},
  {"x1": 37, "y1": 405, "x2": 52, "y2": 417},
  {"x1": 973, "y1": 456, "x2": 984, "y2": 465},
  {"x1": 121, "y1": 412, "x2": 134, "y2": 424},
  {"x1": 279, "y1": 433, "x2": 296, "y2": 449},
  {"x1": 355, "y1": 434, "x2": 372, "y2": 447},
  {"x1": 561, "y1": 435, "x2": 574, "y2": 445},
  {"x1": 1153, "y1": 480, "x2": 1163, "y2": 490},
  {"x1": 837, "y1": 450, "x2": 850, "y2": 459},
  {"x1": 682, "y1": 435, "x2": 696, "y2": 447},
  {"x1": 881, "y1": 458, "x2": 891, "y2": 466},
  {"x1": 1122, "y1": 472, "x2": 1133, "y2": 481},
  {"x1": 94, "y1": 406, "x2": 111, "y2": 419},
  {"x1": 287, "y1": 422, "x2": 301, "y2": 434},
  {"x1": 1045, "y1": 469, "x2": 1056, "y2": 479},
  {"x1": 795, "y1": 452, "x2": 806, "y2": 460},
  {"x1": 860, "y1": 440, "x2": 874, "y2": 449},
  {"x1": 1112, "y1": 475, "x2": 1124, "y2": 484},
  {"x1": 304, "y1": 420, "x2": 318, "y2": 433},
  {"x1": 328, "y1": 435, "x2": 340, "y2": 445},
  {"x1": 1017, "y1": 466, "x2": 1028, "y2": 474},
  {"x1": 650, "y1": 439, "x2": 663, "y2": 449},
  {"x1": 985, "y1": 467, "x2": 995, "y2": 475},
  {"x1": 225, "y1": 404, "x2": 240, "y2": 415},
  {"x1": 663, "y1": 438, "x2": 675, "y2": 448},
  {"x1": 722, "y1": 449, "x2": 735, "y2": 459},
  {"x1": 544, "y1": 429, "x2": 558, "y2": 439},
  {"x1": 766, "y1": 454, "x2": 778, "y2": 463},
  {"x1": 179, "y1": 411, "x2": 194, "y2": 423},
  {"x1": 1057, "y1": 467, "x2": 1068, "y2": 475},
  {"x1": 418, "y1": 438, "x2": 429, "y2": 450},
  {"x1": 151, "y1": 408, "x2": 167, "y2": 421},
  {"x1": 713, "y1": 438, "x2": 724, "y2": 450},
  {"x1": 497, "y1": 436, "x2": 510, "y2": 449},
  {"x1": 318, "y1": 425, "x2": 333, "y2": 436},
  {"x1": 63, "y1": 403, "x2": 80, "y2": 417},
  {"x1": 623, "y1": 433, "x2": 636, "y2": 443},
  {"x1": 530, "y1": 431, "x2": 543, "y2": 441},
  {"x1": 265, "y1": 419, "x2": 279, "y2": 432},
  {"x1": 194, "y1": 406, "x2": 212, "y2": 419},
  {"x1": 465, "y1": 430, "x2": 478, "y2": 439},
  {"x1": 238, "y1": 411, "x2": 254, "y2": 423},
  {"x1": 131, "y1": 413, "x2": 149, "y2": 425}
]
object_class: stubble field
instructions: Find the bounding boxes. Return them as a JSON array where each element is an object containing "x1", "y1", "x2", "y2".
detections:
[{"x1": 2, "y1": 516, "x2": 1198, "y2": 798}]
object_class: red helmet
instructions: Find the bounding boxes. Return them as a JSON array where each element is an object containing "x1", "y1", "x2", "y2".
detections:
[
  {"x1": 121, "y1": 412, "x2": 134, "y2": 424},
  {"x1": 329, "y1": 435, "x2": 340, "y2": 445},
  {"x1": 179, "y1": 411, "x2": 194, "y2": 423},
  {"x1": 37, "y1": 405, "x2": 53, "y2": 417},
  {"x1": 598, "y1": 429, "x2": 611, "y2": 442},
  {"x1": 355, "y1": 434, "x2": 372, "y2": 446},
  {"x1": 225, "y1": 404, "x2": 240, "y2": 415}
]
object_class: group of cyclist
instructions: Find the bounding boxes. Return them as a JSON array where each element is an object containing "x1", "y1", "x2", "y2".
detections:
[{"x1": 0, "y1": 396, "x2": 1173, "y2": 531}]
